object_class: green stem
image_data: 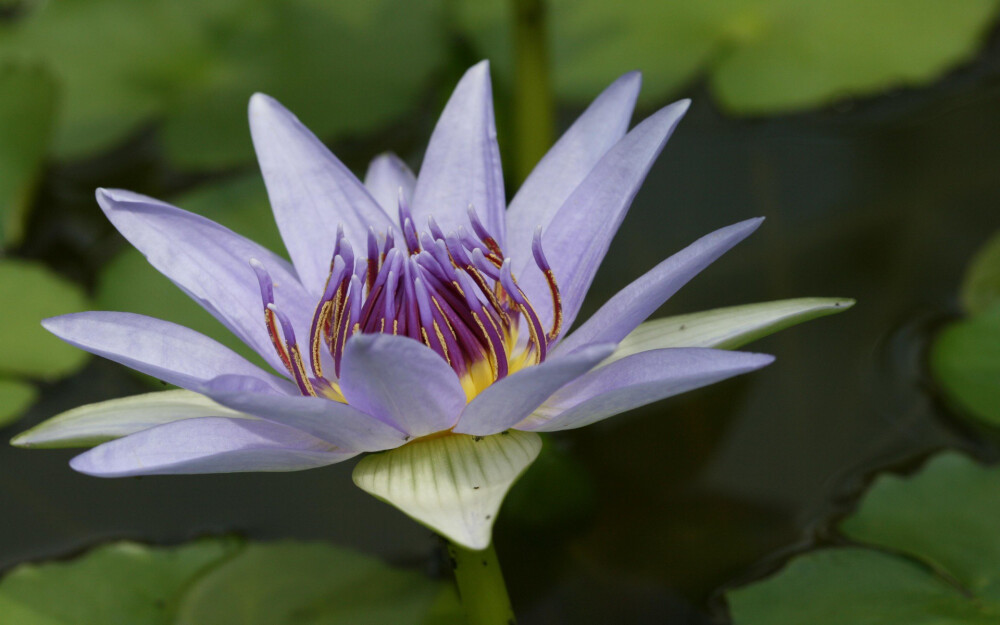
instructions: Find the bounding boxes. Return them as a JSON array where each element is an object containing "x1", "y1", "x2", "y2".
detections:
[
  {"x1": 511, "y1": 0, "x2": 554, "y2": 186},
  {"x1": 448, "y1": 540, "x2": 517, "y2": 625}
]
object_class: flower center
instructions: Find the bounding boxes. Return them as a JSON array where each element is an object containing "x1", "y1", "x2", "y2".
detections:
[{"x1": 251, "y1": 198, "x2": 561, "y2": 402}]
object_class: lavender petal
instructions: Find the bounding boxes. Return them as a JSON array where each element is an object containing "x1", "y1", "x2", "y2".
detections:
[
  {"x1": 70, "y1": 417, "x2": 354, "y2": 477},
  {"x1": 519, "y1": 348, "x2": 774, "y2": 431}
]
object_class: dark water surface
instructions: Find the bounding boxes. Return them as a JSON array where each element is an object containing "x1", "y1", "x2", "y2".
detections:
[{"x1": 4, "y1": 42, "x2": 1000, "y2": 624}]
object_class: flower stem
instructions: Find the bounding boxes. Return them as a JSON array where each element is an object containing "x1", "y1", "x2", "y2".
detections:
[
  {"x1": 511, "y1": 0, "x2": 554, "y2": 186},
  {"x1": 448, "y1": 540, "x2": 517, "y2": 625}
]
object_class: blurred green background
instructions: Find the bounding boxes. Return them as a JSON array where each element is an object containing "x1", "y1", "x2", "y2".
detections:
[{"x1": 3, "y1": 0, "x2": 1000, "y2": 623}]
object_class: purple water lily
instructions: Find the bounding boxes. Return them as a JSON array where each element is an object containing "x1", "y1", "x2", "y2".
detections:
[{"x1": 23, "y1": 62, "x2": 780, "y2": 537}]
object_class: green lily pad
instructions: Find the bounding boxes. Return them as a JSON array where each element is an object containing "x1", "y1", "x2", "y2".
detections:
[
  {"x1": 175, "y1": 541, "x2": 461, "y2": 625},
  {"x1": 0, "y1": 379, "x2": 37, "y2": 428},
  {"x1": 95, "y1": 174, "x2": 282, "y2": 374},
  {"x1": 455, "y1": 0, "x2": 1000, "y2": 113},
  {"x1": 726, "y1": 452, "x2": 1000, "y2": 624},
  {"x1": 0, "y1": 0, "x2": 446, "y2": 167},
  {"x1": 930, "y1": 303, "x2": 1000, "y2": 427},
  {"x1": 0, "y1": 62, "x2": 57, "y2": 246},
  {"x1": 961, "y1": 230, "x2": 1000, "y2": 316},
  {"x1": 0, "y1": 259, "x2": 89, "y2": 379},
  {"x1": 0, "y1": 538, "x2": 462, "y2": 625},
  {"x1": 0, "y1": 538, "x2": 243, "y2": 625}
]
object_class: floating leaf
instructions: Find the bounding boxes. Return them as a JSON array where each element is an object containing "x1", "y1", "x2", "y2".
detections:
[
  {"x1": 174, "y1": 541, "x2": 461, "y2": 625},
  {"x1": 11, "y1": 389, "x2": 250, "y2": 449},
  {"x1": 961, "y1": 230, "x2": 1000, "y2": 316},
  {"x1": 930, "y1": 304, "x2": 1000, "y2": 427},
  {"x1": 95, "y1": 175, "x2": 281, "y2": 373},
  {"x1": 726, "y1": 452, "x2": 1000, "y2": 624},
  {"x1": 0, "y1": 0, "x2": 446, "y2": 167},
  {"x1": 607, "y1": 297, "x2": 853, "y2": 365},
  {"x1": 0, "y1": 538, "x2": 243, "y2": 625},
  {"x1": 0, "y1": 538, "x2": 460, "y2": 625},
  {"x1": 353, "y1": 431, "x2": 542, "y2": 550},
  {"x1": 0, "y1": 62, "x2": 57, "y2": 246},
  {"x1": 455, "y1": 0, "x2": 1000, "y2": 113},
  {"x1": 0, "y1": 379, "x2": 37, "y2": 428},
  {"x1": 0, "y1": 259, "x2": 89, "y2": 379}
]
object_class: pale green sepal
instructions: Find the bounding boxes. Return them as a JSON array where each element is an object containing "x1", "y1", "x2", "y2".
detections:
[
  {"x1": 352, "y1": 430, "x2": 542, "y2": 550},
  {"x1": 10, "y1": 390, "x2": 252, "y2": 449},
  {"x1": 607, "y1": 297, "x2": 854, "y2": 365}
]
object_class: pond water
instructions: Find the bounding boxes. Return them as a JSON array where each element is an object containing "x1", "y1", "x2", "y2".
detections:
[{"x1": 3, "y1": 37, "x2": 1000, "y2": 625}]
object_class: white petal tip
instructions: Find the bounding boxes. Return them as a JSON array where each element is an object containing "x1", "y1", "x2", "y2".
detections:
[{"x1": 352, "y1": 431, "x2": 542, "y2": 550}]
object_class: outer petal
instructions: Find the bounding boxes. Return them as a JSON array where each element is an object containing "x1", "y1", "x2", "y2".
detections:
[
  {"x1": 519, "y1": 348, "x2": 774, "y2": 431},
  {"x1": 202, "y1": 375, "x2": 409, "y2": 453},
  {"x1": 556, "y1": 218, "x2": 763, "y2": 354},
  {"x1": 353, "y1": 430, "x2": 541, "y2": 550},
  {"x1": 95, "y1": 188, "x2": 312, "y2": 374},
  {"x1": 363, "y1": 152, "x2": 416, "y2": 213},
  {"x1": 339, "y1": 334, "x2": 467, "y2": 436},
  {"x1": 411, "y1": 61, "x2": 506, "y2": 243},
  {"x1": 249, "y1": 93, "x2": 396, "y2": 293},
  {"x1": 453, "y1": 343, "x2": 615, "y2": 435},
  {"x1": 10, "y1": 390, "x2": 250, "y2": 449},
  {"x1": 70, "y1": 417, "x2": 353, "y2": 477},
  {"x1": 42, "y1": 312, "x2": 292, "y2": 393},
  {"x1": 607, "y1": 297, "x2": 855, "y2": 364},
  {"x1": 516, "y1": 100, "x2": 690, "y2": 333},
  {"x1": 508, "y1": 72, "x2": 641, "y2": 273}
]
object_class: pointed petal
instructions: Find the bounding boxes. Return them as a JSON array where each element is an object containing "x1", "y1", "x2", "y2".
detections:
[
  {"x1": 249, "y1": 93, "x2": 396, "y2": 293},
  {"x1": 42, "y1": 312, "x2": 292, "y2": 393},
  {"x1": 10, "y1": 390, "x2": 250, "y2": 449},
  {"x1": 70, "y1": 417, "x2": 353, "y2": 477},
  {"x1": 339, "y1": 334, "x2": 467, "y2": 436},
  {"x1": 353, "y1": 430, "x2": 541, "y2": 550},
  {"x1": 556, "y1": 218, "x2": 763, "y2": 354},
  {"x1": 520, "y1": 348, "x2": 774, "y2": 431},
  {"x1": 516, "y1": 100, "x2": 690, "y2": 333},
  {"x1": 454, "y1": 343, "x2": 615, "y2": 435},
  {"x1": 364, "y1": 152, "x2": 417, "y2": 213},
  {"x1": 96, "y1": 188, "x2": 313, "y2": 374},
  {"x1": 201, "y1": 375, "x2": 409, "y2": 452},
  {"x1": 411, "y1": 61, "x2": 505, "y2": 242},
  {"x1": 508, "y1": 72, "x2": 641, "y2": 272},
  {"x1": 607, "y1": 297, "x2": 855, "y2": 364}
]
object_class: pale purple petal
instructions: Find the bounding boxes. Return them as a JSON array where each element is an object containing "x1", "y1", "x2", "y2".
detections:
[
  {"x1": 516, "y1": 100, "x2": 690, "y2": 334},
  {"x1": 96, "y1": 188, "x2": 312, "y2": 374},
  {"x1": 249, "y1": 93, "x2": 396, "y2": 293},
  {"x1": 202, "y1": 375, "x2": 409, "y2": 452},
  {"x1": 70, "y1": 417, "x2": 353, "y2": 477},
  {"x1": 453, "y1": 343, "x2": 615, "y2": 435},
  {"x1": 411, "y1": 61, "x2": 506, "y2": 243},
  {"x1": 508, "y1": 72, "x2": 641, "y2": 274},
  {"x1": 364, "y1": 152, "x2": 416, "y2": 213},
  {"x1": 339, "y1": 333, "x2": 467, "y2": 437},
  {"x1": 42, "y1": 312, "x2": 293, "y2": 393},
  {"x1": 519, "y1": 348, "x2": 774, "y2": 431},
  {"x1": 556, "y1": 218, "x2": 764, "y2": 354}
]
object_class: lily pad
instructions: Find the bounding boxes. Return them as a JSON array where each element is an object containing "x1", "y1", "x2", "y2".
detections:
[
  {"x1": 930, "y1": 304, "x2": 1000, "y2": 427},
  {"x1": 95, "y1": 174, "x2": 282, "y2": 373},
  {"x1": 0, "y1": 0, "x2": 446, "y2": 167},
  {"x1": 0, "y1": 538, "x2": 462, "y2": 625},
  {"x1": 0, "y1": 259, "x2": 89, "y2": 379},
  {"x1": 455, "y1": 0, "x2": 1000, "y2": 113},
  {"x1": 961, "y1": 230, "x2": 1000, "y2": 316},
  {"x1": 726, "y1": 452, "x2": 1000, "y2": 624},
  {"x1": 0, "y1": 62, "x2": 57, "y2": 246},
  {"x1": 0, "y1": 379, "x2": 37, "y2": 428},
  {"x1": 174, "y1": 541, "x2": 461, "y2": 625}
]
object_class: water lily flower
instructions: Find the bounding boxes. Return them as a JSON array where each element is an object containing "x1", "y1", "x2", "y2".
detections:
[{"x1": 13, "y1": 61, "x2": 850, "y2": 550}]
